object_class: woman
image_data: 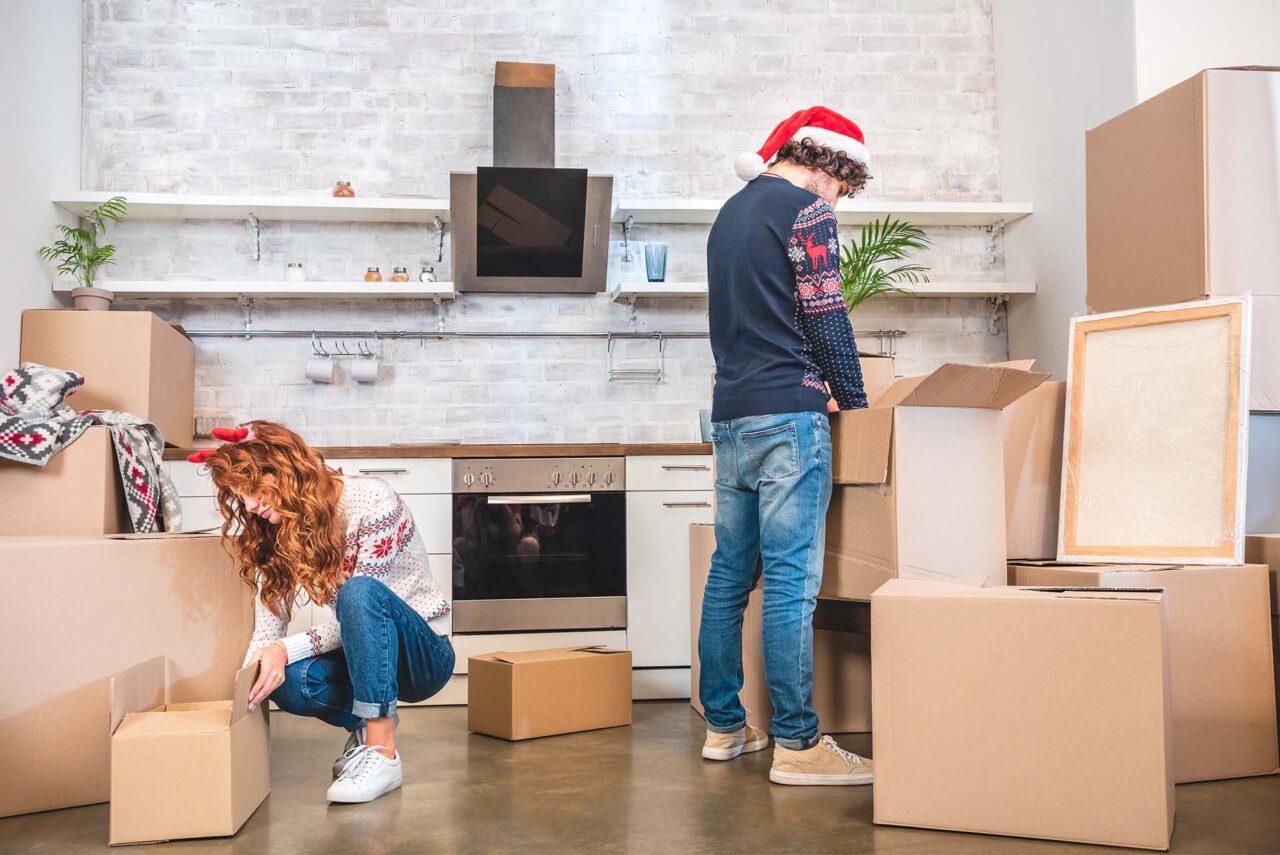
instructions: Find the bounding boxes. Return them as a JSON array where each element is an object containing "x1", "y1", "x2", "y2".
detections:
[{"x1": 191, "y1": 421, "x2": 454, "y2": 804}]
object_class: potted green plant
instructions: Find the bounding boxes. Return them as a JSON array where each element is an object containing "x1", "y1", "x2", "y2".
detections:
[
  {"x1": 38, "y1": 195, "x2": 127, "y2": 310},
  {"x1": 838, "y1": 216, "x2": 932, "y2": 311}
]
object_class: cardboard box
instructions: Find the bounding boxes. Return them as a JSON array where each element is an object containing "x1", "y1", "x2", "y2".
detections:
[
  {"x1": 0, "y1": 533, "x2": 255, "y2": 818},
  {"x1": 689, "y1": 524, "x2": 872, "y2": 733},
  {"x1": 1001, "y1": 380, "x2": 1065, "y2": 560},
  {"x1": 109, "y1": 658, "x2": 269, "y2": 846},
  {"x1": 1245, "y1": 535, "x2": 1280, "y2": 616},
  {"x1": 824, "y1": 362, "x2": 1049, "y2": 600},
  {"x1": 858, "y1": 352, "x2": 895, "y2": 406},
  {"x1": 1011, "y1": 561, "x2": 1278, "y2": 783},
  {"x1": 1086, "y1": 68, "x2": 1280, "y2": 316},
  {"x1": 872, "y1": 580, "x2": 1174, "y2": 851},
  {"x1": 468, "y1": 646, "x2": 632, "y2": 740},
  {"x1": 0, "y1": 426, "x2": 130, "y2": 536},
  {"x1": 19, "y1": 309, "x2": 196, "y2": 446}
]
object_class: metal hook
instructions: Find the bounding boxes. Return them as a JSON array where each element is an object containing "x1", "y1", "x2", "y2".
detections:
[
  {"x1": 311, "y1": 332, "x2": 329, "y2": 358},
  {"x1": 334, "y1": 340, "x2": 354, "y2": 357}
]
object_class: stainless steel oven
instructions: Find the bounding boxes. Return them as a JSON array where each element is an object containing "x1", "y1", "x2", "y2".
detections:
[{"x1": 450, "y1": 457, "x2": 626, "y2": 633}]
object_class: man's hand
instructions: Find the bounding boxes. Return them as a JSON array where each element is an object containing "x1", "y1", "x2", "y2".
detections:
[
  {"x1": 827, "y1": 396, "x2": 839, "y2": 413},
  {"x1": 247, "y1": 642, "x2": 288, "y2": 711}
]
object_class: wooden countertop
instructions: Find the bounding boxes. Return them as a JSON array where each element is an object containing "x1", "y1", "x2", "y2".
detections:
[{"x1": 164, "y1": 442, "x2": 712, "y2": 461}]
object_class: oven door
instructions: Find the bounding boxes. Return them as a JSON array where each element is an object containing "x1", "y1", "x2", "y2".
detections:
[{"x1": 451, "y1": 491, "x2": 626, "y2": 633}]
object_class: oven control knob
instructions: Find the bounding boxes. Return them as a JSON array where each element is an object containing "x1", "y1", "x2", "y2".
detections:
[
  {"x1": 462, "y1": 472, "x2": 475, "y2": 486},
  {"x1": 551, "y1": 471, "x2": 562, "y2": 486},
  {"x1": 568, "y1": 472, "x2": 579, "y2": 486},
  {"x1": 585, "y1": 471, "x2": 597, "y2": 486},
  {"x1": 603, "y1": 471, "x2": 615, "y2": 485},
  {"x1": 480, "y1": 472, "x2": 493, "y2": 488}
]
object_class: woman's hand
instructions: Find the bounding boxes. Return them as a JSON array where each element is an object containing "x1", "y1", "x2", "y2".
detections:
[{"x1": 247, "y1": 642, "x2": 288, "y2": 711}]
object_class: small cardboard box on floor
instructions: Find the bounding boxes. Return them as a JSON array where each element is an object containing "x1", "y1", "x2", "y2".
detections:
[
  {"x1": 1011, "y1": 561, "x2": 1278, "y2": 783},
  {"x1": 0, "y1": 426, "x2": 131, "y2": 536},
  {"x1": 109, "y1": 658, "x2": 269, "y2": 846},
  {"x1": 689, "y1": 524, "x2": 872, "y2": 733},
  {"x1": 0, "y1": 532, "x2": 254, "y2": 818},
  {"x1": 824, "y1": 362, "x2": 1049, "y2": 600},
  {"x1": 19, "y1": 309, "x2": 196, "y2": 446},
  {"x1": 468, "y1": 646, "x2": 632, "y2": 740},
  {"x1": 872, "y1": 580, "x2": 1174, "y2": 851}
]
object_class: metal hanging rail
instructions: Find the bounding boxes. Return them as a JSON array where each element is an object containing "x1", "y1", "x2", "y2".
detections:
[{"x1": 179, "y1": 327, "x2": 907, "y2": 347}]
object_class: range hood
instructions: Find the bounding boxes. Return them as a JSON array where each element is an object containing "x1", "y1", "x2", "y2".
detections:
[{"x1": 450, "y1": 62, "x2": 613, "y2": 294}]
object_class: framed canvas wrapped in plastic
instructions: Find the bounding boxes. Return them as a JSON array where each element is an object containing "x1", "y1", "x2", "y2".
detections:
[{"x1": 1059, "y1": 297, "x2": 1249, "y2": 564}]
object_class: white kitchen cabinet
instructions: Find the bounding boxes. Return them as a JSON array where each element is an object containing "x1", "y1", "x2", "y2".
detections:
[
  {"x1": 178, "y1": 496, "x2": 222, "y2": 532},
  {"x1": 402, "y1": 494, "x2": 452, "y2": 554},
  {"x1": 625, "y1": 489, "x2": 714, "y2": 668},
  {"x1": 626, "y1": 455, "x2": 714, "y2": 492},
  {"x1": 326, "y1": 458, "x2": 451, "y2": 494}
]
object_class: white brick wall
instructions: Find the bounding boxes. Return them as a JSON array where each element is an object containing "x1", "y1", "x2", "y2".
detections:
[{"x1": 83, "y1": 0, "x2": 1009, "y2": 444}]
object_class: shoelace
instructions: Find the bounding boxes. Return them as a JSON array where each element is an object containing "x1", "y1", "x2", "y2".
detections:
[
  {"x1": 819, "y1": 735, "x2": 863, "y2": 765},
  {"x1": 337, "y1": 745, "x2": 390, "y2": 783}
]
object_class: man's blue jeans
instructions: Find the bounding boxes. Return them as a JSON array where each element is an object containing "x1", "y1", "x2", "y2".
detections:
[
  {"x1": 271, "y1": 575, "x2": 455, "y2": 730},
  {"x1": 698, "y1": 410, "x2": 832, "y2": 750}
]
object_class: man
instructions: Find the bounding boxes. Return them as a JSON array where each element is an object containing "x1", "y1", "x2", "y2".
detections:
[{"x1": 699, "y1": 106, "x2": 873, "y2": 785}]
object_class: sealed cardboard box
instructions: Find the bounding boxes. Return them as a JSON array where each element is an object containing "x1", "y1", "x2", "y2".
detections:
[
  {"x1": 1087, "y1": 68, "x2": 1280, "y2": 316},
  {"x1": 689, "y1": 524, "x2": 872, "y2": 733},
  {"x1": 1011, "y1": 561, "x2": 1278, "y2": 783},
  {"x1": 109, "y1": 658, "x2": 269, "y2": 846},
  {"x1": 0, "y1": 533, "x2": 254, "y2": 818},
  {"x1": 825, "y1": 362, "x2": 1048, "y2": 600},
  {"x1": 1001, "y1": 380, "x2": 1065, "y2": 560},
  {"x1": 872, "y1": 580, "x2": 1174, "y2": 851},
  {"x1": 0, "y1": 427, "x2": 130, "y2": 536},
  {"x1": 19, "y1": 309, "x2": 196, "y2": 446},
  {"x1": 468, "y1": 646, "x2": 632, "y2": 740}
]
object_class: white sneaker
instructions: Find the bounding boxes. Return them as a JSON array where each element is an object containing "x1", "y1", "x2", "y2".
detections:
[
  {"x1": 326, "y1": 745, "x2": 403, "y2": 804},
  {"x1": 332, "y1": 713, "x2": 399, "y2": 778}
]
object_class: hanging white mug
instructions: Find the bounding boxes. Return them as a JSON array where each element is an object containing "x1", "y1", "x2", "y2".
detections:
[
  {"x1": 351, "y1": 358, "x2": 378, "y2": 384},
  {"x1": 305, "y1": 357, "x2": 336, "y2": 384}
]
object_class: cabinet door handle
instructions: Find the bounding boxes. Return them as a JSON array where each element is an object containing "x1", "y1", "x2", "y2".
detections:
[
  {"x1": 357, "y1": 467, "x2": 409, "y2": 475},
  {"x1": 663, "y1": 501, "x2": 712, "y2": 508},
  {"x1": 661, "y1": 464, "x2": 710, "y2": 472}
]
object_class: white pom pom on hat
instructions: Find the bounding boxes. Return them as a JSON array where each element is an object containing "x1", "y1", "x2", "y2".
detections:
[{"x1": 735, "y1": 106, "x2": 870, "y2": 181}]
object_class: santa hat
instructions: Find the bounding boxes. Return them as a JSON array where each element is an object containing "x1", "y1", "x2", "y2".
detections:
[{"x1": 734, "y1": 106, "x2": 869, "y2": 182}]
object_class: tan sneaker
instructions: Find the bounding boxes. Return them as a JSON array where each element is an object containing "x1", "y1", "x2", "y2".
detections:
[
  {"x1": 702, "y1": 722, "x2": 770, "y2": 760},
  {"x1": 769, "y1": 735, "x2": 874, "y2": 785}
]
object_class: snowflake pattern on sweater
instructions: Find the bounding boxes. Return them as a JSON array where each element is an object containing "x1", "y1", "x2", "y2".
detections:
[
  {"x1": 243, "y1": 476, "x2": 450, "y2": 666},
  {"x1": 787, "y1": 199, "x2": 867, "y2": 409}
]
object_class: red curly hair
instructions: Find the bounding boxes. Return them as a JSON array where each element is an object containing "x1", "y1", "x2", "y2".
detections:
[{"x1": 200, "y1": 421, "x2": 345, "y2": 620}]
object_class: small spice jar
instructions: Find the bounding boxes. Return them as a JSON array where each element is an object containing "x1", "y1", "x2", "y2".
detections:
[
  {"x1": 418, "y1": 263, "x2": 437, "y2": 283},
  {"x1": 390, "y1": 266, "x2": 410, "y2": 282},
  {"x1": 364, "y1": 266, "x2": 382, "y2": 282},
  {"x1": 284, "y1": 262, "x2": 306, "y2": 282},
  {"x1": 332, "y1": 180, "x2": 355, "y2": 198}
]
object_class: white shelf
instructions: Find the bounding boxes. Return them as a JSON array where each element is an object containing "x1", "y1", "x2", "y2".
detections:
[
  {"x1": 54, "y1": 280, "x2": 457, "y2": 300},
  {"x1": 614, "y1": 197, "x2": 1032, "y2": 227},
  {"x1": 609, "y1": 281, "x2": 1035, "y2": 300},
  {"x1": 53, "y1": 191, "x2": 450, "y2": 223}
]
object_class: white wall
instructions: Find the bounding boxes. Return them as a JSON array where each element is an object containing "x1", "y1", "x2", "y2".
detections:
[
  {"x1": 994, "y1": 0, "x2": 1137, "y2": 378},
  {"x1": 1134, "y1": 0, "x2": 1280, "y2": 99},
  {"x1": 0, "y1": 0, "x2": 81, "y2": 368}
]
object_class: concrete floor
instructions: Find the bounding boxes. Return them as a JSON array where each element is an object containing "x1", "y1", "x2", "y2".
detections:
[{"x1": 2, "y1": 702, "x2": 1278, "y2": 854}]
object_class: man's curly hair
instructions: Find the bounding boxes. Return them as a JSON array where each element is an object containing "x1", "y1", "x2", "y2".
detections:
[{"x1": 772, "y1": 137, "x2": 871, "y2": 198}]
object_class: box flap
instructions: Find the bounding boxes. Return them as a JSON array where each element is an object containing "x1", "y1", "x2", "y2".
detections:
[
  {"x1": 115, "y1": 705, "x2": 231, "y2": 737},
  {"x1": 230, "y1": 663, "x2": 258, "y2": 724},
  {"x1": 105, "y1": 531, "x2": 220, "y2": 541},
  {"x1": 872, "y1": 375, "x2": 926, "y2": 408},
  {"x1": 573, "y1": 645, "x2": 628, "y2": 655},
  {"x1": 830, "y1": 408, "x2": 893, "y2": 484},
  {"x1": 987, "y1": 359, "x2": 1036, "y2": 371},
  {"x1": 110, "y1": 657, "x2": 167, "y2": 735},
  {"x1": 873, "y1": 578, "x2": 1163, "y2": 603},
  {"x1": 1023, "y1": 586, "x2": 1167, "y2": 602},
  {"x1": 889, "y1": 363, "x2": 1050, "y2": 410}
]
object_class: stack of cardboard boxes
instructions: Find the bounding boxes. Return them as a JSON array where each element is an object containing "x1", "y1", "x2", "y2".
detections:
[
  {"x1": 0, "y1": 310, "x2": 262, "y2": 844},
  {"x1": 687, "y1": 67, "x2": 1279, "y2": 851}
]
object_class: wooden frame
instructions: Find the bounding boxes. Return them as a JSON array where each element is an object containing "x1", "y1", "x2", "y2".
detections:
[{"x1": 1059, "y1": 297, "x2": 1249, "y2": 564}]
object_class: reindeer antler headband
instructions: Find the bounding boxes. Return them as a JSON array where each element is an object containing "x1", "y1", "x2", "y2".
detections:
[{"x1": 186, "y1": 425, "x2": 256, "y2": 463}]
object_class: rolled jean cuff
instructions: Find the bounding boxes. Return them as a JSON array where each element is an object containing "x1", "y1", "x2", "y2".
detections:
[
  {"x1": 352, "y1": 698, "x2": 397, "y2": 719},
  {"x1": 774, "y1": 734, "x2": 819, "y2": 751},
  {"x1": 706, "y1": 719, "x2": 747, "y2": 735}
]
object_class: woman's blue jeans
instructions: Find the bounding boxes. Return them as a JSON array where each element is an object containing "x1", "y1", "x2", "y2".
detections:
[
  {"x1": 270, "y1": 575, "x2": 455, "y2": 730},
  {"x1": 698, "y1": 411, "x2": 832, "y2": 750}
]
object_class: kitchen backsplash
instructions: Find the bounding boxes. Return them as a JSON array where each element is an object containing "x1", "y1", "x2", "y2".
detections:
[{"x1": 84, "y1": 0, "x2": 1008, "y2": 445}]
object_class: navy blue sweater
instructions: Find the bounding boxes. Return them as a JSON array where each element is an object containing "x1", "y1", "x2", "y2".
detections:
[{"x1": 708, "y1": 175, "x2": 866, "y2": 422}]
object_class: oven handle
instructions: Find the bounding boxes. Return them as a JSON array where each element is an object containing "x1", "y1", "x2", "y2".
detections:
[{"x1": 486, "y1": 494, "x2": 593, "y2": 505}]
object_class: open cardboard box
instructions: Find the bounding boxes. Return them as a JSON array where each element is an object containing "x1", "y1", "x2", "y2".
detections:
[
  {"x1": 468, "y1": 646, "x2": 632, "y2": 741},
  {"x1": 109, "y1": 658, "x2": 269, "y2": 846},
  {"x1": 872, "y1": 579, "x2": 1174, "y2": 851},
  {"x1": 824, "y1": 362, "x2": 1049, "y2": 600}
]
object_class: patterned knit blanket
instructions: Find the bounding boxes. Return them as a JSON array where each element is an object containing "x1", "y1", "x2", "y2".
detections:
[{"x1": 0, "y1": 363, "x2": 183, "y2": 533}]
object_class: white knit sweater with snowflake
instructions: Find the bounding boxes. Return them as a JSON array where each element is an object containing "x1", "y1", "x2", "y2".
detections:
[{"x1": 243, "y1": 476, "x2": 450, "y2": 666}]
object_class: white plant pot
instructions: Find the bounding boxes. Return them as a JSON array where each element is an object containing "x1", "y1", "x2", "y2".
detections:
[{"x1": 71, "y1": 286, "x2": 114, "y2": 311}]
